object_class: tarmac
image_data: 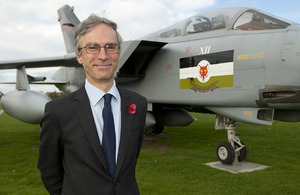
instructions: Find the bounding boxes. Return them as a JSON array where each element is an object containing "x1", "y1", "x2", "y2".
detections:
[{"x1": 205, "y1": 161, "x2": 269, "y2": 174}]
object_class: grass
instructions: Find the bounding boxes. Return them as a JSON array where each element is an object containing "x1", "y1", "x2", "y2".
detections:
[
  {"x1": 1, "y1": 111, "x2": 300, "y2": 194},
  {"x1": 0, "y1": 111, "x2": 47, "y2": 195},
  {"x1": 136, "y1": 113, "x2": 300, "y2": 194}
]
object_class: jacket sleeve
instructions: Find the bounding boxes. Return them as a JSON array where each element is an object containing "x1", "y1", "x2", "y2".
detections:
[
  {"x1": 137, "y1": 96, "x2": 148, "y2": 159},
  {"x1": 38, "y1": 102, "x2": 64, "y2": 195}
]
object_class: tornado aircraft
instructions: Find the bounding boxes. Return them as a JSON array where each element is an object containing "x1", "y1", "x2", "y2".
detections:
[{"x1": 1, "y1": 5, "x2": 300, "y2": 165}]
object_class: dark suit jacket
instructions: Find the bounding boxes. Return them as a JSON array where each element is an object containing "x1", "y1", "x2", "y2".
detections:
[{"x1": 38, "y1": 85, "x2": 147, "y2": 195}]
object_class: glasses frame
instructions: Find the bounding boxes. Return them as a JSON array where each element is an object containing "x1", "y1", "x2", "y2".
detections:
[{"x1": 79, "y1": 43, "x2": 120, "y2": 54}]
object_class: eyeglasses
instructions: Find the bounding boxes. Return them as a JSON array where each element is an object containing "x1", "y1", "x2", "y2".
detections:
[{"x1": 79, "y1": 43, "x2": 120, "y2": 54}]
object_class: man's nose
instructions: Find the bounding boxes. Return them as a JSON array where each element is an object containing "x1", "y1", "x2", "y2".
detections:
[{"x1": 97, "y1": 47, "x2": 108, "y2": 60}]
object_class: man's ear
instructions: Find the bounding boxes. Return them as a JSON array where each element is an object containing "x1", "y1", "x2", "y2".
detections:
[{"x1": 77, "y1": 55, "x2": 83, "y2": 64}]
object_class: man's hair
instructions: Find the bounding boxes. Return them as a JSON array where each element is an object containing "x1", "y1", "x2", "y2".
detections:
[{"x1": 74, "y1": 14, "x2": 123, "y2": 56}]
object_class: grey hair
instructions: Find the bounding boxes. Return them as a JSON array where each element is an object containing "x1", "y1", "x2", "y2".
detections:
[{"x1": 74, "y1": 14, "x2": 123, "y2": 56}]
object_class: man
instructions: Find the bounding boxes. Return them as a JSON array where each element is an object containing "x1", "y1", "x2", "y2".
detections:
[{"x1": 38, "y1": 14, "x2": 147, "y2": 195}]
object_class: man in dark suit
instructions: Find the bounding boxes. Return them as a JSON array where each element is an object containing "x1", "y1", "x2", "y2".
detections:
[{"x1": 38, "y1": 14, "x2": 147, "y2": 195}]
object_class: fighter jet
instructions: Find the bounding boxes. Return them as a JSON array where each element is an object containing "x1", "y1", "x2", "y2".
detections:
[{"x1": 1, "y1": 5, "x2": 300, "y2": 165}]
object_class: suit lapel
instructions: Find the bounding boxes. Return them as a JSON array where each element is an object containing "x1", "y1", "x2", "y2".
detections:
[
  {"x1": 74, "y1": 86, "x2": 108, "y2": 170},
  {"x1": 115, "y1": 88, "x2": 133, "y2": 176},
  {"x1": 74, "y1": 86, "x2": 135, "y2": 178}
]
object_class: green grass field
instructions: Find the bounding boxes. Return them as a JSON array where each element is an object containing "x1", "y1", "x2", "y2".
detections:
[{"x1": 1, "y1": 111, "x2": 300, "y2": 194}]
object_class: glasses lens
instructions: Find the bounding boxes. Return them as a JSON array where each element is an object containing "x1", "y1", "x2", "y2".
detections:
[
  {"x1": 105, "y1": 44, "x2": 119, "y2": 54},
  {"x1": 86, "y1": 44, "x2": 100, "y2": 54}
]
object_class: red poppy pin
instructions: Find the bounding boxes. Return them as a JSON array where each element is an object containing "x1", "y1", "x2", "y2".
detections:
[{"x1": 128, "y1": 103, "x2": 136, "y2": 114}]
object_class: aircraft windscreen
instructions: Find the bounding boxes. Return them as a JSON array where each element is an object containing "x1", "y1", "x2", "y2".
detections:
[
  {"x1": 233, "y1": 10, "x2": 290, "y2": 30},
  {"x1": 152, "y1": 8, "x2": 291, "y2": 39},
  {"x1": 158, "y1": 7, "x2": 240, "y2": 38}
]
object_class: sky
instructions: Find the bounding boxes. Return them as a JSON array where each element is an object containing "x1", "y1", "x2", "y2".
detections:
[{"x1": 1, "y1": 0, "x2": 300, "y2": 93}]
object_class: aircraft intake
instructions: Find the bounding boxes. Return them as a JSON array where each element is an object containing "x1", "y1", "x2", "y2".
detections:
[{"x1": 0, "y1": 90, "x2": 51, "y2": 124}]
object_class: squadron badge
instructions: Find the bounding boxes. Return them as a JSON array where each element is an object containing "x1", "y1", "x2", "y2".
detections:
[{"x1": 180, "y1": 50, "x2": 234, "y2": 92}]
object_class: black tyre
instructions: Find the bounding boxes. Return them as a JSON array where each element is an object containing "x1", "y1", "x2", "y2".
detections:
[
  {"x1": 216, "y1": 142, "x2": 235, "y2": 165},
  {"x1": 152, "y1": 123, "x2": 164, "y2": 134}
]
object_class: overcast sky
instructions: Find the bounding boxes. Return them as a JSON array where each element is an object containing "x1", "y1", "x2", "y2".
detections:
[{"x1": 1, "y1": 0, "x2": 300, "y2": 92}]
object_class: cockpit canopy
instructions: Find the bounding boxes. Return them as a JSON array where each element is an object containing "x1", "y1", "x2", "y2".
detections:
[
  {"x1": 233, "y1": 10, "x2": 290, "y2": 30},
  {"x1": 145, "y1": 7, "x2": 291, "y2": 39}
]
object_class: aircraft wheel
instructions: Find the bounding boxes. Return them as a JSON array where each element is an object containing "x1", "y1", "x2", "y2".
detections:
[
  {"x1": 235, "y1": 142, "x2": 247, "y2": 162},
  {"x1": 216, "y1": 142, "x2": 235, "y2": 165},
  {"x1": 152, "y1": 123, "x2": 164, "y2": 134}
]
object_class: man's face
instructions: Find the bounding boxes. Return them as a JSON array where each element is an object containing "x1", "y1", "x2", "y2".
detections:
[{"x1": 77, "y1": 23, "x2": 120, "y2": 87}]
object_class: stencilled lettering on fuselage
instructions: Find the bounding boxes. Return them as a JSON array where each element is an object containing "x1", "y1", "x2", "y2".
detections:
[{"x1": 199, "y1": 45, "x2": 211, "y2": 55}]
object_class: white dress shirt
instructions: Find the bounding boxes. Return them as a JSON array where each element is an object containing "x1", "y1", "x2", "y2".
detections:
[{"x1": 85, "y1": 79, "x2": 121, "y2": 164}]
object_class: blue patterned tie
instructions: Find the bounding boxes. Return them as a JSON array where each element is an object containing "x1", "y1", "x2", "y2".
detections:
[{"x1": 102, "y1": 94, "x2": 116, "y2": 176}]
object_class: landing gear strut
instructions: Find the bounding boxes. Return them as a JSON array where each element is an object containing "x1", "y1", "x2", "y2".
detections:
[{"x1": 215, "y1": 115, "x2": 247, "y2": 165}]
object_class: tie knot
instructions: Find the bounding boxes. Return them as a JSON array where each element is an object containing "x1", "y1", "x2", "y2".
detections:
[{"x1": 103, "y1": 94, "x2": 112, "y2": 105}]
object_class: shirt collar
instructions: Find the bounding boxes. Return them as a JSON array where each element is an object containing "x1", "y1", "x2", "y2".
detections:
[{"x1": 85, "y1": 79, "x2": 119, "y2": 106}]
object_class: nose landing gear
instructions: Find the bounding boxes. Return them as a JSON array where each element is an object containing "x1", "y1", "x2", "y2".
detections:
[{"x1": 215, "y1": 115, "x2": 247, "y2": 165}]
